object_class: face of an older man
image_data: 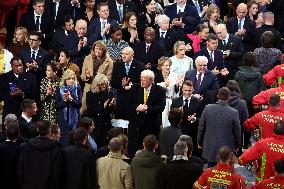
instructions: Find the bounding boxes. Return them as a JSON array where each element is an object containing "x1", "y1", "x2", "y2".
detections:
[
  {"x1": 140, "y1": 76, "x2": 152, "y2": 89},
  {"x1": 196, "y1": 61, "x2": 207, "y2": 73}
]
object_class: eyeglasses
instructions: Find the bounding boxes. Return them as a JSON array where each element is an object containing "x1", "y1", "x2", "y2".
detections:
[
  {"x1": 28, "y1": 38, "x2": 39, "y2": 42},
  {"x1": 66, "y1": 77, "x2": 75, "y2": 80}
]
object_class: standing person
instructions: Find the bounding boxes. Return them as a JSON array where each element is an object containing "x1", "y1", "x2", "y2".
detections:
[
  {"x1": 128, "y1": 70, "x2": 166, "y2": 157},
  {"x1": 63, "y1": 127, "x2": 97, "y2": 189},
  {"x1": 77, "y1": 117, "x2": 97, "y2": 152},
  {"x1": 18, "y1": 121, "x2": 62, "y2": 189},
  {"x1": 40, "y1": 62, "x2": 60, "y2": 123},
  {"x1": 121, "y1": 12, "x2": 141, "y2": 47},
  {"x1": 55, "y1": 69, "x2": 82, "y2": 147},
  {"x1": 197, "y1": 87, "x2": 241, "y2": 167}
]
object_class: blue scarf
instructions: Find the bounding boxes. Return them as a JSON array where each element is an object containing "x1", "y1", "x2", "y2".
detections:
[{"x1": 59, "y1": 84, "x2": 79, "y2": 130}]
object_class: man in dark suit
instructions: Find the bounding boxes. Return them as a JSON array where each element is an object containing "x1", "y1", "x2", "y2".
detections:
[
  {"x1": 127, "y1": 70, "x2": 166, "y2": 157},
  {"x1": 111, "y1": 46, "x2": 145, "y2": 119},
  {"x1": 88, "y1": 2, "x2": 117, "y2": 44},
  {"x1": 164, "y1": 0, "x2": 200, "y2": 34},
  {"x1": 134, "y1": 27, "x2": 166, "y2": 72},
  {"x1": 227, "y1": 3, "x2": 256, "y2": 51},
  {"x1": 187, "y1": 0, "x2": 209, "y2": 19},
  {"x1": 171, "y1": 80, "x2": 203, "y2": 157},
  {"x1": 0, "y1": 57, "x2": 37, "y2": 122},
  {"x1": 216, "y1": 24, "x2": 244, "y2": 79},
  {"x1": 108, "y1": 0, "x2": 136, "y2": 24},
  {"x1": 184, "y1": 56, "x2": 219, "y2": 105},
  {"x1": 267, "y1": 0, "x2": 284, "y2": 37}
]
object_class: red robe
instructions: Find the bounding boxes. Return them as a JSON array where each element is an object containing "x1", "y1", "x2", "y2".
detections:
[
  {"x1": 263, "y1": 64, "x2": 284, "y2": 86},
  {"x1": 250, "y1": 175, "x2": 284, "y2": 189}
]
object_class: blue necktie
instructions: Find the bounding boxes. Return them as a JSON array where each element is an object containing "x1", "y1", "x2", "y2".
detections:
[
  {"x1": 194, "y1": 0, "x2": 201, "y2": 15},
  {"x1": 238, "y1": 20, "x2": 242, "y2": 30},
  {"x1": 125, "y1": 63, "x2": 130, "y2": 75}
]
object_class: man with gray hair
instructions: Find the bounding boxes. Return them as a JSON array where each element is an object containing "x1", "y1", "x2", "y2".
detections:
[
  {"x1": 159, "y1": 140, "x2": 203, "y2": 188},
  {"x1": 128, "y1": 69, "x2": 166, "y2": 157},
  {"x1": 97, "y1": 137, "x2": 133, "y2": 189}
]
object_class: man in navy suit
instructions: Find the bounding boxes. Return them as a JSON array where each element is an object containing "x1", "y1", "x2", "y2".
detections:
[
  {"x1": 88, "y1": 2, "x2": 117, "y2": 44},
  {"x1": 108, "y1": 0, "x2": 136, "y2": 24},
  {"x1": 164, "y1": 0, "x2": 200, "y2": 34},
  {"x1": 184, "y1": 56, "x2": 219, "y2": 105},
  {"x1": 187, "y1": 0, "x2": 209, "y2": 19}
]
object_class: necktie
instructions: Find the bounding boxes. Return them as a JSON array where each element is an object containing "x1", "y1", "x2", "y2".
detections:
[
  {"x1": 160, "y1": 31, "x2": 165, "y2": 38},
  {"x1": 125, "y1": 63, "x2": 130, "y2": 75},
  {"x1": 196, "y1": 73, "x2": 202, "y2": 88},
  {"x1": 178, "y1": 9, "x2": 181, "y2": 15},
  {"x1": 118, "y1": 5, "x2": 123, "y2": 23},
  {"x1": 195, "y1": 0, "x2": 201, "y2": 15},
  {"x1": 144, "y1": 90, "x2": 149, "y2": 104},
  {"x1": 31, "y1": 50, "x2": 36, "y2": 60},
  {"x1": 146, "y1": 44, "x2": 150, "y2": 53},
  {"x1": 238, "y1": 20, "x2": 242, "y2": 30},
  {"x1": 102, "y1": 21, "x2": 106, "y2": 29},
  {"x1": 223, "y1": 40, "x2": 227, "y2": 46},
  {"x1": 36, "y1": 16, "x2": 40, "y2": 31},
  {"x1": 210, "y1": 51, "x2": 214, "y2": 62},
  {"x1": 72, "y1": 8, "x2": 76, "y2": 19},
  {"x1": 183, "y1": 98, "x2": 189, "y2": 112}
]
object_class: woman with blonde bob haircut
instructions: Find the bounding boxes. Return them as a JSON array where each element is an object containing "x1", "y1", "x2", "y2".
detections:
[
  {"x1": 55, "y1": 69, "x2": 82, "y2": 147},
  {"x1": 86, "y1": 74, "x2": 114, "y2": 147},
  {"x1": 81, "y1": 40, "x2": 113, "y2": 113},
  {"x1": 8, "y1": 26, "x2": 29, "y2": 56}
]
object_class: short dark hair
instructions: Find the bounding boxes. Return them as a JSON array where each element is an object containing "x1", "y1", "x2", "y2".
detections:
[
  {"x1": 97, "y1": 2, "x2": 108, "y2": 11},
  {"x1": 60, "y1": 49, "x2": 71, "y2": 59},
  {"x1": 47, "y1": 61, "x2": 59, "y2": 73},
  {"x1": 109, "y1": 24, "x2": 121, "y2": 35},
  {"x1": 178, "y1": 135, "x2": 193, "y2": 154},
  {"x1": 29, "y1": 31, "x2": 43, "y2": 41},
  {"x1": 218, "y1": 146, "x2": 232, "y2": 162},
  {"x1": 226, "y1": 80, "x2": 241, "y2": 94},
  {"x1": 242, "y1": 52, "x2": 256, "y2": 66},
  {"x1": 218, "y1": 87, "x2": 230, "y2": 101},
  {"x1": 269, "y1": 94, "x2": 280, "y2": 107},
  {"x1": 143, "y1": 134, "x2": 157, "y2": 151},
  {"x1": 63, "y1": 15, "x2": 73, "y2": 23},
  {"x1": 6, "y1": 122, "x2": 20, "y2": 140},
  {"x1": 10, "y1": 57, "x2": 22, "y2": 66},
  {"x1": 168, "y1": 108, "x2": 182, "y2": 126},
  {"x1": 33, "y1": 0, "x2": 45, "y2": 6},
  {"x1": 195, "y1": 23, "x2": 209, "y2": 34},
  {"x1": 274, "y1": 120, "x2": 284, "y2": 135},
  {"x1": 261, "y1": 31, "x2": 274, "y2": 48},
  {"x1": 21, "y1": 99, "x2": 36, "y2": 112},
  {"x1": 36, "y1": 121, "x2": 51, "y2": 136},
  {"x1": 207, "y1": 33, "x2": 218, "y2": 42},
  {"x1": 74, "y1": 127, "x2": 88, "y2": 144},
  {"x1": 182, "y1": 80, "x2": 193, "y2": 88},
  {"x1": 109, "y1": 137, "x2": 123, "y2": 152},
  {"x1": 274, "y1": 159, "x2": 284, "y2": 174},
  {"x1": 78, "y1": 117, "x2": 94, "y2": 131},
  {"x1": 107, "y1": 127, "x2": 123, "y2": 141}
]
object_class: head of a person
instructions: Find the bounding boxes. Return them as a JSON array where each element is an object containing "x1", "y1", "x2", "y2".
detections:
[
  {"x1": 226, "y1": 80, "x2": 241, "y2": 94},
  {"x1": 274, "y1": 159, "x2": 284, "y2": 176},
  {"x1": 90, "y1": 73, "x2": 110, "y2": 93},
  {"x1": 33, "y1": 0, "x2": 45, "y2": 15},
  {"x1": 11, "y1": 57, "x2": 24, "y2": 75},
  {"x1": 60, "y1": 69, "x2": 77, "y2": 87},
  {"x1": 178, "y1": 135, "x2": 193, "y2": 157},
  {"x1": 144, "y1": 27, "x2": 155, "y2": 44},
  {"x1": 123, "y1": 12, "x2": 137, "y2": 28},
  {"x1": 50, "y1": 123, "x2": 61, "y2": 142},
  {"x1": 121, "y1": 47, "x2": 134, "y2": 63},
  {"x1": 195, "y1": 56, "x2": 208, "y2": 73},
  {"x1": 263, "y1": 11, "x2": 274, "y2": 25},
  {"x1": 116, "y1": 0, "x2": 125, "y2": 5},
  {"x1": 107, "y1": 127, "x2": 123, "y2": 143},
  {"x1": 4, "y1": 114, "x2": 18, "y2": 130},
  {"x1": 59, "y1": 50, "x2": 71, "y2": 66},
  {"x1": 168, "y1": 108, "x2": 182, "y2": 126},
  {"x1": 97, "y1": 3, "x2": 109, "y2": 19},
  {"x1": 140, "y1": 70, "x2": 155, "y2": 88},
  {"x1": 218, "y1": 146, "x2": 232, "y2": 163},
  {"x1": 207, "y1": 34, "x2": 218, "y2": 51},
  {"x1": 157, "y1": 56, "x2": 172, "y2": 73},
  {"x1": 28, "y1": 31, "x2": 42, "y2": 50},
  {"x1": 36, "y1": 121, "x2": 51, "y2": 137},
  {"x1": 109, "y1": 137, "x2": 123, "y2": 153},
  {"x1": 74, "y1": 127, "x2": 88, "y2": 145},
  {"x1": 78, "y1": 117, "x2": 95, "y2": 134},
  {"x1": 0, "y1": 35, "x2": 4, "y2": 51},
  {"x1": 217, "y1": 87, "x2": 230, "y2": 101},
  {"x1": 75, "y1": 19, "x2": 87, "y2": 37},
  {"x1": 196, "y1": 24, "x2": 209, "y2": 40},
  {"x1": 46, "y1": 61, "x2": 59, "y2": 79},
  {"x1": 176, "y1": 0, "x2": 187, "y2": 7},
  {"x1": 274, "y1": 120, "x2": 284, "y2": 135},
  {"x1": 215, "y1": 24, "x2": 228, "y2": 41},
  {"x1": 110, "y1": 24, "x2": 123, "y2": 43},
  {"x1": 182, "y1": 80, "x2": 194, "y2": 99},
  {"x1": 13, "y1": 27, "x2": 29, "y2": 44},
  {"x1": 118, "y1": 134, "x2": 128, "y2": 155},
  {"x1": 173, "y1": 41, "x2": 186, "y2": 58},
  {"x1": 241, "y1": 51, "x2": 256, "y2": 66},
  {"x1": 205, "y1": 4, "x2": 220, "y2": 21},
  {"x1": 91, "y1": 40, "x2": 107, "y2": 60},
  {"x1": 145, "y1": 0, "x2": 157, "y2": 13},
  {"x1": 85, "y1": 0, "x2": 95, "y2": 9},
  {"x1": 6, "y1": 122, "x2": 20, "y2": 141},
  {"x1": 174, "y1": 141, "x2": 188, "y2": 156},
  {"x1": 269, "y1": 94, "x2": 280, "y2": 109},
  {"x1": 157, "y1": 14, "x2": 170, "y2": 31},
  {"x1": 63, "y1": 15, "x2": 74, "y2": 32},
  {"x1": 143, "y1": 134, "x2": 158, "y2": 151},
  {"x1": 236, "y1": 3, "x2": 248, "y2": 20},
  {"x1": 261, "y1": 31, "x2": 274, "y2": 48},
  {"x1": 21, "y1": 99, "x2": 37, "y2": 117},
  {"x1": 247, "y1": 0, "x2": 259, "y2": 17}
]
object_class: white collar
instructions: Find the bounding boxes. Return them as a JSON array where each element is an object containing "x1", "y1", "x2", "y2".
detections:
[
  {"x1": 183, "y1": 95, "x2": 192, "y2": 102},
  {"x1": 223, "y1": 34, "x2": 229, "y2": 42},
  {"x1": 207, "y1": 48, "x2": 213, "y2": 54},
  {"x1": 31, "y1": 48, "x2": 39, "y2": 52},
  {"x1": 177, "y1": 4, "x2": 186, "y2": 10},
  {"x1": 159, "y1": 29, "x2": 167, "y2": 33},
  {"x1": 144, "y1": 85, "x2": 152, "y2": 92},
  {"x1": 100, "y1": 18, "x2": 107, "y2": 23},
  {"x1": 14, "y1": 73, "x2": 19, "y2": 78},
  {"x1": 34, "y1": 11, "x2": 42, "y2": 17},
  {"x1": 22, "y1": 113, "x2": 32, "y2": 123},
  {"x1": 116, "y1": 1, "x2": 123, "y2": 7}
]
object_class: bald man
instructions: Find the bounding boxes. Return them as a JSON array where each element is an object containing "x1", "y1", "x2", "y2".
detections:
[
  {"x1": 215, "y1": 24, "x2": 244, "y2": 78},
  {"x1": 227, "y1": 3, "x2": 256, "y2": 51}
]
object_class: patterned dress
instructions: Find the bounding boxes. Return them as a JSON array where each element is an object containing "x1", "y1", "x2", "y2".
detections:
[{"x1": 40, "y1": 77, "x2": 60, "y2": 123}]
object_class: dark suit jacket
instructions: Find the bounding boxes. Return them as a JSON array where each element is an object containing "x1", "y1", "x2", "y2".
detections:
[
  {"x1": 194, "y1": 48, "x2": 224, "y2": 70},
  {"x1": 227, "y1": 16, "x2": 256, "y2": 51},
  {"x1": 155, "y1": 28, "x2": 179, "y2": 56},
  {"x1": 187, "y1": 0, "x2": 209, "y2": 18},
  {"x1": 134, "y1": 41, "x2": 166, "y2": 72},
  {"x1": 88, "y1": 17, "x2": 117, "y2": 44},
  {"x1": 108, "y1": 0, "x2": 136, "y2": 24},
  {"x1": 48, "y1": 0, "x2": 71, "y2": 30},
  {"x1": 18, "y1": 116, "x2": 36, "y2": 139},
  {"x1": 164, "y1": 3, "x2": 200, "y2": 33},
  {"x1": 50, "y1": 27, "x2": 70, "y2": 55},
  {"x1": 184, "y1": 69, "x2": 219, "y2": 104}
]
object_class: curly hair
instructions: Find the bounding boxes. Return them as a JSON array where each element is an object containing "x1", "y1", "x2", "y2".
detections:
[{"x1": 90, "y1": 73, "x2": 110, "y2": 93}]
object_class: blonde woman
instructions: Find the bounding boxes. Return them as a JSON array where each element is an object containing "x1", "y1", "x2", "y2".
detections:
[
  {"x1": 55, "y1": 69, "x2": 82, "y2": 147},
  {"x1": 86, "y1": 74, "x2": 114, "y2": 147},
  {"x1": 81, "y1": 40, "x2": 113, "y2": 113},
  {"x1": 8, "y1": 27, "x2": 29, "y2": 57},
  {"x1": 203, "y1": 4, "x2": 222, "y2": 33}
]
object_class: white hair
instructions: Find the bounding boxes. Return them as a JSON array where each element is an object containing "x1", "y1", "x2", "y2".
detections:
[
  {"x1": 141, "y1": 70, "x2": 155, "y2": 80},
  {"x1": 4, "y1": 114, "x2": 18, "y2": 125},
  {"x1": 195, "y1": 56, "x2": 208, "y2": 65},
  {"x1": 156, "y1": 14, "x2": 170, "y2": 26}
]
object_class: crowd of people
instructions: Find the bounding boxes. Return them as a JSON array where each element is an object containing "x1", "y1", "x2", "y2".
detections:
[{"x1": 0, "y1": 0, "x2": 284, "y2": 188}]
